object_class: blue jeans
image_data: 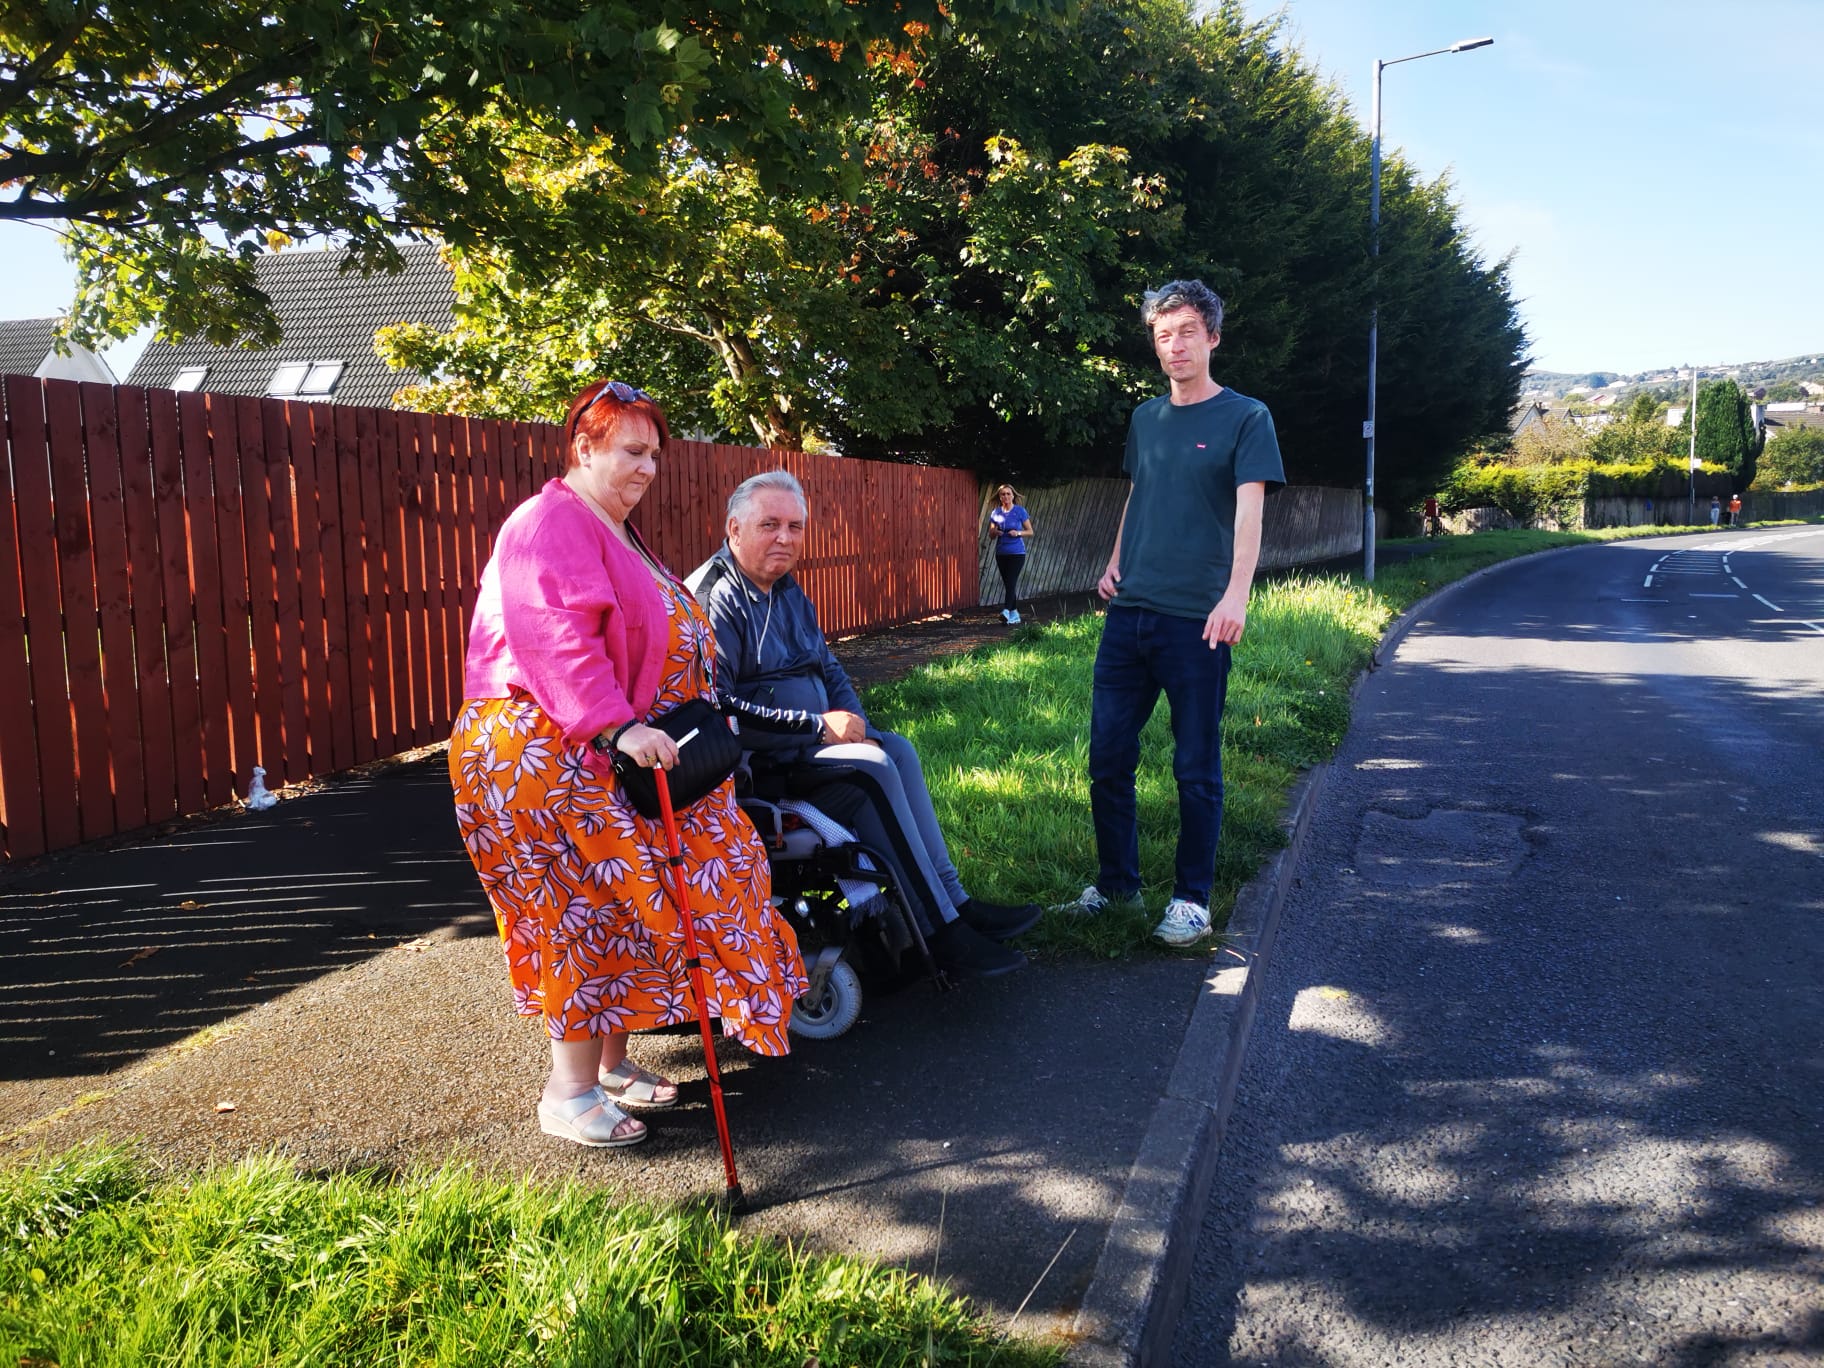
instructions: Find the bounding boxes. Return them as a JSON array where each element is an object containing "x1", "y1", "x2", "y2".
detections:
[{"x1": 1089, "y1": 605, "x2": 1231, "y2": 906}]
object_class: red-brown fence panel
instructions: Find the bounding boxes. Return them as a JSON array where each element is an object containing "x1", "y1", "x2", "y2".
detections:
[
  {"x1": 264, "y1": 401, "x2": 307, "y2": 789},
  {"x1": 208, "y1": 394, "x2": 257, "y2": 802},
  {"x1": 117, "y1": 385, "x2": 173, "y2": 828},
  {"x1": 0, "y1": 378, "x2": 978, "y2": 863},
  {"x1": 236, "y1": 394, "x2": 285, "y2": 792},
  {"x1": 292, "y1": 404, "x2": 337, "y2": 776},
  {"x1": 81, "y1": 382, "x2": 146, "y2": 833},
  {"x1": 0, "y1": 379, "x2": 50, "y2": 858},
  {"x1": 44, "y1": 380, "x2": 112, "y2": 841},
  {"x1": 150, "y1": 390, "x2": 203, "y2": 818}
]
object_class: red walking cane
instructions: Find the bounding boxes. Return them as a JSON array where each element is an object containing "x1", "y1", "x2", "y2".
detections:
[{"x1": 652, "y1": 768, "x2": 744, "y2": 1207}]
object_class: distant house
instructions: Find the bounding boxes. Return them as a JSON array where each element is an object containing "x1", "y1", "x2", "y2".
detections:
[
  {"x1": 127, "y1": 242, "x2": 454, "y2": 407},
  {"x1": 1510, "y1": 401, "x2": 1551, "y2": 437},
  {"x1": 0, "y1": 317, "x2": 116, "y2": 384},
  {"x1": 1762, "y1": 404, "x2": 1824, "y2": 440}
]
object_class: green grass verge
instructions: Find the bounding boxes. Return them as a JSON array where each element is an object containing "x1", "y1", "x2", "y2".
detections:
[
  {"x1": 0, "y1": 1145, "x2": 1057, "y2": 1368},
  {"x1": 865, "y1": 524, "x2": 1713, "y2": 957}
]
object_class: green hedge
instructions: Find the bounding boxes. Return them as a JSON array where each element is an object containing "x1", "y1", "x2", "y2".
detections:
[{"x1": 1442, "y1": 458, "x2": 1735, "y2": 523}]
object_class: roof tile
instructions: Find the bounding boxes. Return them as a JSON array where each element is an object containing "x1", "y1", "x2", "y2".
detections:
[{"x1": 125, "y1": 243, "x2": 454, "y2": 406}]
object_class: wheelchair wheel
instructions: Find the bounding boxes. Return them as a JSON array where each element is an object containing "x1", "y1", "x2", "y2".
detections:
[{"x1": 790, "y1": 959, "x2": 863, "y2": 1040}]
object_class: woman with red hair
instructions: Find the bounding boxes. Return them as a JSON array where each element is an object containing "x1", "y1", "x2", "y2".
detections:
[{"x1": 450, "y1": 380, "x2": 807, "y2": 1148}]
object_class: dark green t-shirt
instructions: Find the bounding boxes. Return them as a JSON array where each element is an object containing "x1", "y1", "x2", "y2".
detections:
[{"x1": 1115, "y1": 387, "x2": 1286, "y2": 621}]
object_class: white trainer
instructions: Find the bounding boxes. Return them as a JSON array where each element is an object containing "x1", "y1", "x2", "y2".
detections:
[
  {"x1": 1000, "y1": 608, "x2": 1014, "y2": 623},
  {"x1": 1153, "y1": 897, "x2": 1212, "y2": 946},
  {"x1": 1052, "y1": 884, "x2": 1143, "y2": 917},
  {"x1": 1007, "y1": 609, "x2": 1022, "y2": 624}
]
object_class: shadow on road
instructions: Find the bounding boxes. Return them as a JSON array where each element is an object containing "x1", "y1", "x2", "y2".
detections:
[{"x1": 1175, "y1": 545, "x2": 1824, "y2": 1364}]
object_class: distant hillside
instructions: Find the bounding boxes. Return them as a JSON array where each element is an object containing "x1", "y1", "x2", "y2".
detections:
[{"x1": 1525, "y1": 351, "x2": 1824, "y2": 399}]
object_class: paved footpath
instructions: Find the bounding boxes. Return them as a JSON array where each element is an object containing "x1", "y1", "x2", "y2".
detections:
[
  {"x1": 1173, "y1": 530, "x2": 1824, "y2": 1366},
  {"x1": 0, "y1": 593, "x2": 1191, "y2": 1339}
]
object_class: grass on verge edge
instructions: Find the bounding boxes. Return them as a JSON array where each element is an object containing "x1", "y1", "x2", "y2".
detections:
[
  {"x1": 0, "y1": 1145, "x2": 1058, "y2": 1368},
  {"x1": 864, "y1": 524, "x2": 1719, "y2": 958}
]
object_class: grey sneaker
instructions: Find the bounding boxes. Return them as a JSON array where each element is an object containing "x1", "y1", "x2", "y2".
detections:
[
  {"x1": 1153, "y1": 897, "x2": 1212, "y2": 946},
  {"x1": 1053, "y1": 884, "x2": 1143, "y2": 917}
]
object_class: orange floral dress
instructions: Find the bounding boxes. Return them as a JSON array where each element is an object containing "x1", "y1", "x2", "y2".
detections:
[{"x1": 449, "y1": 578, "x2": 807, "y2": 1055}]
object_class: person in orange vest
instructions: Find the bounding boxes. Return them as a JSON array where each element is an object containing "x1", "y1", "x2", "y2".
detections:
[{"x1": 1728, "y1": 493, "x2": 1742, "y2": 527}]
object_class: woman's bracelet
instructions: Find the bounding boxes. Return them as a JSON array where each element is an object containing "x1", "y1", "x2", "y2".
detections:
[{"x1": 592, "y1": 719, "x2": 639, "y2": 755}]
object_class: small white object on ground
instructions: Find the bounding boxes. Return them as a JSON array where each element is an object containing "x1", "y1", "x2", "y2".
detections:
[{"x1": 244, "y1": 766, "x2": 278, "y2": 810}]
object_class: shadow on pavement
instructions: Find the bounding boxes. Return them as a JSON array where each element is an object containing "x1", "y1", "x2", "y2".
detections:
[{"x1": 0, "y1": 763, "x2": 490, "y2": 1090}]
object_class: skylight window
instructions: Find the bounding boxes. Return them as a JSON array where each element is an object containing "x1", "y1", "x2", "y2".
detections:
[
  {"x1": 171, "y1": 366, "x2": 208, "y2": 392},
  {"x1": 267, "y1": 363, "x2": 310, "y2": 396},
  {"x1": 267, "y1": 360, "x2": 344, "y2": 398}
]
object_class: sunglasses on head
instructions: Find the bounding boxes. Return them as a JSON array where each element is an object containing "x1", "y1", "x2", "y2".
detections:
[{"x1": 576, "y1": 380, "x2": 652, "y2": 429}]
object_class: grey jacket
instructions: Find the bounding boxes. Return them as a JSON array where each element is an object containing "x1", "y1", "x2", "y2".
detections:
[{"x1": 686, "y1": 543, "x2": 874, "y2": 762}]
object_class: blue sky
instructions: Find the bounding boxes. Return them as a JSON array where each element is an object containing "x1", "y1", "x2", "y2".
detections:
[
  {"x1": 3, "y1": 1, "x2": 1818, "y2": 378},
  {"x1": 1239, "y1": 0, "x2": 1823, "y2": 374}
]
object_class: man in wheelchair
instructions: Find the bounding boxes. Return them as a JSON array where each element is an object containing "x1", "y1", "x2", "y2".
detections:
[{"x1": 687, "y1": 470, "x2": 1041, "y2": 979}]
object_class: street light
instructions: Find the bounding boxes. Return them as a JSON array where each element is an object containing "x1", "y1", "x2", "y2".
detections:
[{"x1": 1364, "y1": 36, "x2": 1492, "y2": 583}]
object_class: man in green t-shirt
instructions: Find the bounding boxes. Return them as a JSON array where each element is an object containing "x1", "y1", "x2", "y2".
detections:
[{"x1": 1058, "y1": 279, "x2": 1285, "y2": 944}]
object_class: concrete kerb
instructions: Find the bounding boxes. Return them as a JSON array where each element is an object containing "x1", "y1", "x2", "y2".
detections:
[
  {"x1": 1063, "y1": 541, "x2": 1602, "y2": 1367},
  {"x1": 1065, "y1": 763, "x2": 1326, "y2": 1367}
]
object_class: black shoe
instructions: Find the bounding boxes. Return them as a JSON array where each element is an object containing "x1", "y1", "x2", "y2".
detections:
[
  {"x1": 956, "y1": 896, "x2": 1043, "y2": 941},
  {"x1": 928, "y1": 919, "x2": 1026, "y2": 978}
]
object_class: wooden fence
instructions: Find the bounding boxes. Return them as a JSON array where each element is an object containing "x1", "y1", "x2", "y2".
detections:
[{"x1": 0, "y1": 376, "x2": 976, "y2": 862}]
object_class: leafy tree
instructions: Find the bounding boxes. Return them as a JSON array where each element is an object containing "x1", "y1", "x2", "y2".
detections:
[
  {"x1": 1757, "y1": 426, "x2": 1824, "y2": 487},
  {"x1": 1694, "y1": 378, "x2": 1763, "y2": 488},
  {"x1": 1507, "y1": 415, "x2": 1591, "y2": 467},
  {"x1": 1762, "y1": 380, "x2": 1805, "y2": 403},
  {"x1": 383, "y1": 0, "x2": 1525, "y2": 489},
  {"x1": 1624, "y1": 391, "x2": 1663, "y2": 425},
  {"x1": 379, "y1": 113, "x2": 1144, "y2": 447},
  {"x1": 1, "y1": 0, "x2": 1063, "y2": 347},
  {"x1": 1589, "y1": 398, "x2": 1684, "y2": 465}
]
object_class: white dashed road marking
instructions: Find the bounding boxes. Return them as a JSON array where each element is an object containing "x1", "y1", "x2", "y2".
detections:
[{"x1": 1753, "y1": 594, "x2": 1784, "y2": 612}]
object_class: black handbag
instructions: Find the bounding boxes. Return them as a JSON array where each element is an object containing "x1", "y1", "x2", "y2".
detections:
[
  {"x1": 605, "y1": 697, "x2": 742, "y2": 819},
  {"x1": 599, "y1": 591, "x2": 742, "y2": 817}
]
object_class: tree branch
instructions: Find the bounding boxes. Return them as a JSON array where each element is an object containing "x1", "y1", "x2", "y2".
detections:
[
  {"x1": 0, "y1": 18, "x2": 89, "y2": 122},
  {"x1": 3, "y1": 126, "x2": 343, "y2": 225}
]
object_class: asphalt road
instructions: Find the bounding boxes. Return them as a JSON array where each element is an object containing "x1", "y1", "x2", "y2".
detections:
[{"x1": 1173, "y1": 527, "x2": 1824, "y2": 1367}]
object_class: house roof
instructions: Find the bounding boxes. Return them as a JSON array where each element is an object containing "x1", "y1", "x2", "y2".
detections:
[
  {"x1": 126, "y1": 242, "x2": 454, "y2": 407},
  {"x1": 1765, "y1": 407, "x2": 1824, "y2": 433},
  {"x1": 1509, "y1": 401, "x2": 1550, "y2": 434},
  {"x1": 0, "y1": 317, "x2": 61, "y2": 377}
]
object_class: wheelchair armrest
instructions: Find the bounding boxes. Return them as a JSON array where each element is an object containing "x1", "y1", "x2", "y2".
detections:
[{"x1": 745, "y1": 755, "x2": 862, "y2": 801}]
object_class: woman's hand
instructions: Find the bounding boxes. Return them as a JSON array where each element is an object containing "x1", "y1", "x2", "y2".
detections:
[{"x1": 613, "y1": 722, "x2": 680, "y2": 770}]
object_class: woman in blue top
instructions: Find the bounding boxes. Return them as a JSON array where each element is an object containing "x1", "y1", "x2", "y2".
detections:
[{"x1": 987, "y1": 484, "x2": 1035, "y2": 623}]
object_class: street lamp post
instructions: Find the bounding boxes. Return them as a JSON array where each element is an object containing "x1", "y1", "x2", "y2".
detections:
[
  {"x1": 1687, "y1": 364, "x2": 1700, "y2": 524},
  {"x1": 1365, "y1": 36, "x2": 1492, "y2": 583}
]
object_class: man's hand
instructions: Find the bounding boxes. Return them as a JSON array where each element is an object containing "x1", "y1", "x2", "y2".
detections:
[
  {"x1": 1097, "y1": 562, "x2": 1121, "y2": 601},
  {"x1": 1203, "y1": 590, "x2": 1248, "y2": 647},
  {"x1": 820, "y1": 710, "x2": 869, "y2": 745}
]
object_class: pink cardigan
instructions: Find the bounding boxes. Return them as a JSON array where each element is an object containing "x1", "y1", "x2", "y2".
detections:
[{"x1": 462, "y1": 479, "x2": 672, "y2": 754}]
